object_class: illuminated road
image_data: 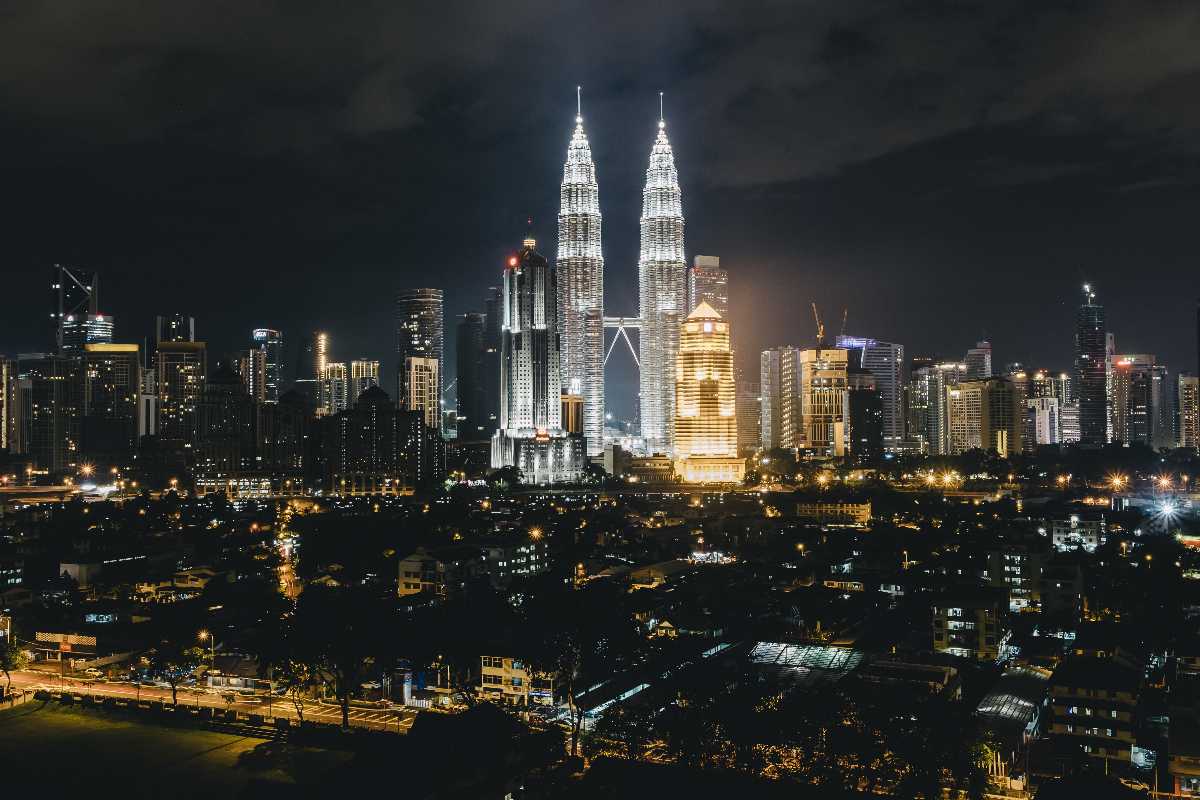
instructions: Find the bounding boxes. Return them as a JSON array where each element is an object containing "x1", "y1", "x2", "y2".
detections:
[{"x1": 4, "y1": 670, "x2": 416, "y2": 733}]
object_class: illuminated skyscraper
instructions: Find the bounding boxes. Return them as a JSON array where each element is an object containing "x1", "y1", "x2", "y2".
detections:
[
  {"x1": 61, "y1": 313, "x2": 113, "y2": 357},
  {"x1": 320, "y1": 361, "x2": 349, "y2": 415},
  {"x1": 237, "y1": 347, "x2": 267, "y2": 402},
  {"x1": 396, "y1": 288, "x2": 443, "y2": 417},
  {"x1": 1180, "y1": 374, "x2": 1199, "y2": 451},
  {"x1": 404, "y1": 356, "x2": 439, "y2": 429},
  {"x1": 50, "y1": 265, "x2": 98, "y2": 353},
  {"x1": 251, "y1": 328, "x2": 284, "y2": 403},
  {"x1": 799, "y1": 349, "x2": 849, "y2": 457},
  {"x1": 837, "y1": 335, "x2": 905, "y2": 452},
  {"x1": 155, "y1": 341, "x2": 206, "y2": 442},
  {"x1": 155, "y1": 314, "x2": 195, "y2": 345},
  {"x1": 82, "y1": 343, "x2": 141, "y2": 469},
  {"x1": 964, "y1": 340, "x2": 993, "y2": 380},
  {"x1": 1075, "y1": 284, "x2": 1108, "y2": 447},
  {"x1": 638, "y1": 100, "x2": 687, "y2": 455},
  {"x1": 556, "y1": 90, "x2": 604, "y2": 456},
  {"x1": 673, "y1": 302, "x2": 743, "y2": 483},
  {"x1": 687, "y1": 256, "x2": 727, "y2": 317},
  {"x1": 491, "y1": 236, "x2": 583, "y2": 483}
]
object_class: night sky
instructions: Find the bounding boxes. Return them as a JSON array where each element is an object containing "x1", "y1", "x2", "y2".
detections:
[{"x1": 3, "y1": 1, "x2": 1199, "y2": 420}]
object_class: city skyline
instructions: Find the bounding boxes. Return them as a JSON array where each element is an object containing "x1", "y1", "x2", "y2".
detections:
[{"x1": 6, "y1": 4, "x2": 1200, "y2": 421}]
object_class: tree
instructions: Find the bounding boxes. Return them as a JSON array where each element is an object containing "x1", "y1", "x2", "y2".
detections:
[
  {"x1": 290, "y1": 583, "x2": 390, "y2": 730},
  {"x1": 274, "y1": 659, "x2": 321, "y2": 723},
  {"x1": 0, "y1": 639, "x2": 30, "y2": 697},
  {"x1": 522, "y1": 578, "x2": 641, "y2": 758},
  {"x1": 147, "y1": 638, "x2": 204, "y2": 707}
]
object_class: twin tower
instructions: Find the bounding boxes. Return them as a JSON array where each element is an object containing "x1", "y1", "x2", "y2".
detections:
[{"x1": 557, "y1": 90, "x2": 687, "y2": 458}]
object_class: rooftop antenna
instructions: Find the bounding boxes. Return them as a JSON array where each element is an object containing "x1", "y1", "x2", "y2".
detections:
[
  {"x1": 576, "y1": 85, "x2": 582, "y2": 120},
  {"x1": 659, "y1": 91, "x2": 664, "y2": 127}
]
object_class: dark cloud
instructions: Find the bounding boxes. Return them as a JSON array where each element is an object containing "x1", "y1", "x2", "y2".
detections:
[{"x1": 1, "y1": 0, "x2": 1199, "y2": 418}]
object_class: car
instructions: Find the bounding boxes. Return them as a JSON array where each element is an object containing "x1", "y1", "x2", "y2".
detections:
[
  {"x1": 83, "y1": 668, "x2": 102, "y2": 677},
  {"x1": 1119, "y1": 778, "x2": 1151, "y2": 793}
]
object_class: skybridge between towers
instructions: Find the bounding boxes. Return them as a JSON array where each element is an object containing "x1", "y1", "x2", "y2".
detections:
[{"x1": 603, "y1": 316, "x2": 641, "y2": 368}]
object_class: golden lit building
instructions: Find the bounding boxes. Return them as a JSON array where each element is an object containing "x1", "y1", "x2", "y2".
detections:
[
  {"x1": 800, "y1": 348, "x2": 848, "y2": 457},
  {"x1": 673, "y1": 302, "x2": 744, "y2": 483}
]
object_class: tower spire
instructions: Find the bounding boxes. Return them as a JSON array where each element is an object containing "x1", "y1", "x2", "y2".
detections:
[
  {"x1": 576, "y1": 85, "x2": 582, "y2": 121},
  {"x1": 659, "y1": 91, "x2": 664, "y2": 127}
]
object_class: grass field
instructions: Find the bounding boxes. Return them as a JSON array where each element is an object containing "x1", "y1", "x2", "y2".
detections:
[{"x1": 0, "y1": 701, "x2": 354, "y2": 797}]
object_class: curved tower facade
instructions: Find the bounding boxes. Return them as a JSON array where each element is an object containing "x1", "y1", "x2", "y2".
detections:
[
  {"x1": 556, "y1": 98, "x2": 604, "y2": 456},
  {"x1": 638, "y1": 114, "x2": 687, "y2": 455}
]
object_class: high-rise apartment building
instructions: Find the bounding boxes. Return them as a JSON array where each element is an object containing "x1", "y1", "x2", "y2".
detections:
[
  {"x1": 946, "y1": 378, "x2": 1022, "y2": 456},
  {"x1": 404, "y1": 357, "x2": 440, "y2": 430},
  {"x1": 1027, "y1": 396, "x2": 1061, "y2": 447},
  {"x1": 673, "y1": 302, "x2": 743, "y2": 483},
  {"x1": 349, "y1": 359, "x2": 380, "y2": 399},
  {"x1": 251, "y1": 328, "x2": 284, "y2": 403},
  {"x1": 319, "y1": 361, "x2": 350, "y2": 416},
  {"x1": 778, "y1": 347, "x2": 805, "y2": 451},
  {"x1": 837, "y1": 335, "x2": 905, "y2": 452},
  {"x1": 912, "y1": 362, "x2": 967, "y2": 455},
  {"x1": 456, "y1": 313, "x2": 487, "y2": 440},
  {"x1": 82, "y1": 343, "x2": 141, "y2": 469},
  {"x1": 237, "y1": 347, "x2": 268, "y2": 402},
  {"x1": 1075, "y1": 285, "x2": 1108, "y2": 447},
  {"x1": 156, "y1": 314, "x2": 195, "y2": 345},
  {"x1": 155, "y1": 341, "x2": 206, "y2": 442},
  {"x1": 556, "y1": 97, "x2": 604, "y2": 456},
  {"x1": 51, "y1": 265, "x2": 98, "y2": 353},
  {"x1": 799, "y1": 348, "x2": 849, "y2": 457},
  {"x1": 638, "y1": 110, "x2": 687, "y2": 456},
  {"x1": 1180, "y1": 374, "x2": 1199, "y2": 451},
  {"x1": 491, "y1": 236, "x2": 583, "y2": 483},
  {"x1": 396, "y1": 288, "x2": 443, "y2": 417},
  {"x1": 965, "y1": 341, "x2": 993, "y2": 380}
]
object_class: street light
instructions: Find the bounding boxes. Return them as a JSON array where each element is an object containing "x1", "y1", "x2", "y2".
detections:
[{"x1": 198, "y1": 630, "x2": 214, "y2": 663}]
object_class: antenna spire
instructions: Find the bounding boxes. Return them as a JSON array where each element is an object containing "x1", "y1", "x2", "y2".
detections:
[
  {"x1": 659, "y1": 91, "x2": 664, "y2": 124},
  {"x1": 576, "y1": 85, "x2": 581, "y2": 118}
]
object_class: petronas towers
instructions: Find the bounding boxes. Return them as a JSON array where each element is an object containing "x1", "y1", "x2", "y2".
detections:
[{"x1": 554, "y1": 90, "x2": 686, "y2": 457}]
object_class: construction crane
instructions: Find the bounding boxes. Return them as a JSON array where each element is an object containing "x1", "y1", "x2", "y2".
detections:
[
  {"x1": 840, "y1": 308, "x2": 848, "y2": 338},
  {"x1": 811, "y1": 303, "x2": 824, "y2": 347}
]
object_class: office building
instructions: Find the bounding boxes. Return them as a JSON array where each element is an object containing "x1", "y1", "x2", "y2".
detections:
[
  {"x1": 155, "y1": 341, "x2": 206, "y2": 442},
  {"x1": 779, "y1": 347, "x2": 805, "y2": 451},
  {"x1": 735, "y1": 380, "x2": 761, "y2": 456},
  {"x1": 912, "y1": 362, "x2": 968, "y2": 455},
  {"x1": 193, "y1": 367, "x2": 256, "y2": 477},
  {"x1": 251, "y1": 328, "x2": 284, "y2": 403},
  {"x1": 638, "y1": 110, "x2": 687, "y2": 456},
  {"x1": 759, "y1": 348, "x2": 788, "y2": 451},
  {"x1": 556, "y1": 97, "x2": 605, "y2": 456},
  {"x1": 964, "y1": 340, "x2": 992, "y2": 379},
  {"x1": 491, "y1": 236, "x2": 583, "y2": 483},
  {"x1": 82, "y1": 343, "x2": 141, "y2": 469},
  {"x1": 349, "y1": 359, "x2": 380, "y2": 398},
  {"x1": 482, "y1": 287, "x2": 502, "y2": 436},
  {"x1": 672, "y1": 302, "x2": 743, "y2": 483},
  {"x1": 395, "y1": 288, "x2": 443, "y2": 418},
  {"x1": 837, "y1": 336, "x2": 905, "y2": 452},
  {"x1": 1075, "y1": 284, "x2": 1108, "y2": 447},
  {"x1": 455, "y1": 313, "x2": 487, "y2": 440},
  {"x1": 561, "y1": 394, "x2": 583, "y2": 435},
  {"x1": 1181, "y1": 375, "x2": 1199, "y2": 451},
  {"x1": 799, "y1": 348, "x2": 848, "y2": 457},
  {"x1": 687, "y1": 255, "x2": 728, "y2": 317},
  {"x1": 60, "y1": 313, "x2": 113, "y2": 357},
  {"x1": 846, "y1": 367, "x2": 883, "y2": 463},
  {"x1": 155, "y1": 314, "x2": 195, "y2": 345},
  {"x1": 21, "y1": 355, "x2": 83, "y2": 474},
  {"x1": 50, "y1": 265, "x2": 98, "y2": 353},
  {"x1": 1059, "y1": 402, "x2": 1081, "y2": 444},
  {"x1": 0, "y1": 357, "x2": 14, "y2": 452}
]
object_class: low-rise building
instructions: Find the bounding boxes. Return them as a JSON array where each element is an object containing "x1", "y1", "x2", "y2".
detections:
[
  {"x1": 479, "y1": 656, "x2": 554, "y2": 706},
  {"x1": 1050, "y1": 515, "x2": 1105, "y2": 552},
  {"x1": 795, "y1": 500, "x2": 871, "y2": 526},
  {"x1": 932, "y1": 588, "x2": 1011, "y2": 660},
  {"x1": 480, "y1": 538, "x2": 548, "y2": 588},
  {"x1": 397, "y1": 546, "x2": 482, "y2": 598},
  {"x1": 1047, "y1": 657, "x2": 1139, "y2": 762}
]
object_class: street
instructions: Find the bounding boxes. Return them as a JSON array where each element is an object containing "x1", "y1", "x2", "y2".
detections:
[{"x1": 4, "y1": 669, "x2": 418, "y2": 733}]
